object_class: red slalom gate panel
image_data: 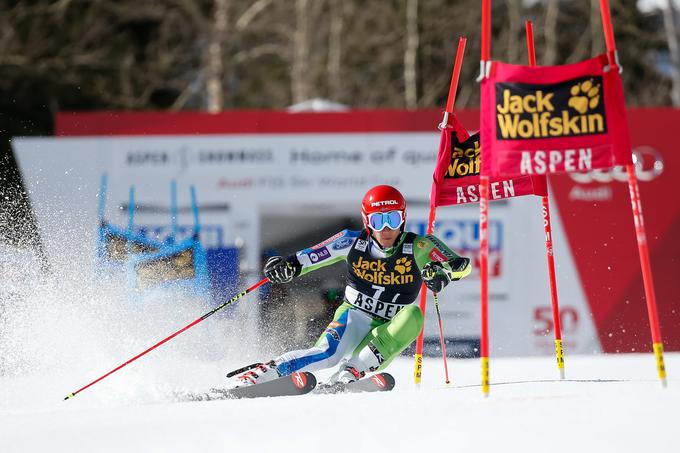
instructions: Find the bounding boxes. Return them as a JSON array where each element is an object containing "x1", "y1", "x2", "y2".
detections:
[
  {"x1": 548, "y1": 108, "x2": 680, "y2": 352},
  {"x1": 55, "y1": 108, "x2": 680, "y2": 352}
]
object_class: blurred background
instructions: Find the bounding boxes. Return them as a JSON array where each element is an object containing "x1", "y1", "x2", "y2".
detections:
[
  {"x1": 1, "y1": 0, "x2": 679, "y2": 365},
  {"x1": 2, "y1": 0, "x2": 678, "y2": 223}
]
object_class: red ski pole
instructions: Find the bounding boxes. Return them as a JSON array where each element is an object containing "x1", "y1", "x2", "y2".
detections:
[
  {"x1": 433, "y1": 293, "x2": 451, "y2": 384},
  {"x1": 414, "y1": 36, "x2": 467, "y2": 387},
  {"x1": 64, "y1": 278, "x2": 269, "y2": 400}
]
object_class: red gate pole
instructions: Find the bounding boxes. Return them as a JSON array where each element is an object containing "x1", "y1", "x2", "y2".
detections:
[
  {"x1": 598, "y1": 0, "x2": 666, "y2": 386},
  {"x1": 525, "y1": 21, "x2": 566, "y2": 379},
  {"x1": 414, "y1": 37, "x2": 467, "y2": 386},
  {"x1": 479, "y1": 0, "x2": 491, "y2": 397}
]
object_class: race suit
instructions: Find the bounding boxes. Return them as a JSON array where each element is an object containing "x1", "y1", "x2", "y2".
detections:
[{"x1": 273, "y1": 229, "x2": 471, "y2": 376}]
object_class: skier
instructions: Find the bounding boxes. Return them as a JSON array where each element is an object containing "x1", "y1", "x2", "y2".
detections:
[{"x1": 231, "y1": 185, "x2": 471, "y2": 389}]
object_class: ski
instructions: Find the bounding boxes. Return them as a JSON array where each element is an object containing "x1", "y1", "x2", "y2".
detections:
[
  {"x1": 225, "y1": 362, "x2": 260, "y2": 378},
  {"x1": 314, "y1": 372, "x2": 395, "y2": 395},
  {"x1": 179, "y1": 371, "x2": 317, "y2": 401}
]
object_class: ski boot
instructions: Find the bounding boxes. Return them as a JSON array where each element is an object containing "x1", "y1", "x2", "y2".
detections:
[
  {"x1": 318, "y1": 365, "x2": 366, "y2": 392},
  {"x1": 229, "y1": 360, "x2": 281, "y2": 389}
]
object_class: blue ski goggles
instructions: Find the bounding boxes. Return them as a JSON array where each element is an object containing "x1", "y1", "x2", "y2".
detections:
[{"x1": 367, "y1": 210, "x2": 405, "y2": 232}]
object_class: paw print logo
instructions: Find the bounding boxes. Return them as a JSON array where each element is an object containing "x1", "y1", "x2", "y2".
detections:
[
  {"x1": 568, "y1": 79, "x2": 600, "y2": 114},
  {"x1": 394, "y1": 257, "x2": 412, "y2": 275}
]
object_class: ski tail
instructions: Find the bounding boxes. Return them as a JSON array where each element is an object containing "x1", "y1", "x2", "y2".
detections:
[{"x1": 226, "y1": 362, "x2": 261, "y2": 378}]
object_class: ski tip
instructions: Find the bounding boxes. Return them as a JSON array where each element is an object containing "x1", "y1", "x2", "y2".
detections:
[
  {"x1": 290, "y1": 371, "x2": 317, "y2": 390},
  {"x1": 371, "y1": 372, "x2": 396, "y2": 391},
  {"x1": 315, "y1": 372, "x2": 395, "y2": 395},
  {"x1": 64, "y1": 393, "x2": 75, "y2": 401}
]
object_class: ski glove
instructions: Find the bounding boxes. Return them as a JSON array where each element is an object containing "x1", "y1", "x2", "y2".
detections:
[
  {"x1": 421, "y1": 262, "x2": 451, "y2": 293},
  {"x1": 264, "y1": 256, "x2": 302, "y2": 284}
]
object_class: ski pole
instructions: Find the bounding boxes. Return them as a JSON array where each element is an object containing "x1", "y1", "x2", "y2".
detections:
[
  {"x1": 64, "y1": 278, "x2": 269, "y2": 401},
  {"x1": 414, "y1": 36, "x2": 467, "y2": 386},
  {"x1": 433, "y1": 292, "x2": 451, "y2": 384}
]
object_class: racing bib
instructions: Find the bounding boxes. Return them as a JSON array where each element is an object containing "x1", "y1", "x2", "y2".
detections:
[{"x1": 345, "y1": 231, "x2": 422, "y2": 319}]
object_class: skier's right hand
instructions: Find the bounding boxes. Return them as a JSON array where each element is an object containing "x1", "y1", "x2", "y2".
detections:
[{"x1": 264, "y1": 256, "x2": 302, "y2": 284}]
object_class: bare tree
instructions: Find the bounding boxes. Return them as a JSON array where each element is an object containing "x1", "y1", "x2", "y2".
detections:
[
  {"x1": 543, "y1": 0, "x2": 559, "y2": 65},
  {"x1": 506, "y1": 0, "x2": 522, "y2": 63},
  {"x1": 327, "y1": 0, "x2": 345, "y2": 101},
  {"x1": 663, "y1": 0, "x2": 680, "y2": 106},
  {"x1": 404, "y1": 0, "x2": 419, "y2": 109},
  {"x1": 206, "y1": 0, "x2": 230, "y2": 112},
  {"x1": 0, "y1": 0, "x2": 673, "y2": 113},
  {"x1": 590, "y1": 0, "x2": 605, "y2": 56},
  {"x1": 292, "y1": 0, "x2": 312, "y2": 103}
]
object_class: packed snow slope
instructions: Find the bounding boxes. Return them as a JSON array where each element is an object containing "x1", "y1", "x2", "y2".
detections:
[
  {"x1": 2, "y1": 353, "x2": 677, "y2": 453},
  {"x1": 0, "y1": 264, "x2": 675, "y2": 452}
]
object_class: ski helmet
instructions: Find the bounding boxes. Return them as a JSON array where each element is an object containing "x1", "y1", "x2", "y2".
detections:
[{"x1": 361, "y1": 185, "x2": 407, "y2": 231}]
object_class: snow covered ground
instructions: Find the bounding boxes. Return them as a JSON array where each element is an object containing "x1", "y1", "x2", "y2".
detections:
[
  {"x1": 2, "y1": 353, "x2": 677, "y2": 453},
  {"x1": 0, "y1": 265, "x2": 676, "y2": 452}
]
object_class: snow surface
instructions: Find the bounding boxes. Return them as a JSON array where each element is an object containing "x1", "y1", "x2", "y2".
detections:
[
  {"x1": 0, "y1": 266, "x2": 676, "y2": 452},
  {"x1": 2, "y1": 353, "x2": 677, "y2": 453}
]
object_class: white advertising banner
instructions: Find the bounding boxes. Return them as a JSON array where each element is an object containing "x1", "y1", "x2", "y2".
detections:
[{"x1": 13, "y1": 133, "x2": 600, "y2": 357}]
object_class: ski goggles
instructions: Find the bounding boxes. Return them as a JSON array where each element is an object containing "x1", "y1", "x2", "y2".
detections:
[{"x1": 367, "y1": 210, "x2": 405, "y2": 231}]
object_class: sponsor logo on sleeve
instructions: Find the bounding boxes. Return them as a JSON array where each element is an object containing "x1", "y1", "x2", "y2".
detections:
[
  {"x1": 402, "y1": 243, "x2": 413, "y2": 254},
  {"x1": 426, "y1": 236, "x2": 456, "y2": 259},
  {"x1": 332, "y1": 237, "x2": 354, "y2": 250},
  {"x1": 355, "y1": 239, "x2": 368, "y2": 252},
  {"x1": 308, "y1": 247, "x2": 331, "y2": 263},
  {"x1": 313, "y1": 232, "x2": 344, "y2": 249},
  {"x1": 429, "y1": 249, "x2": 447, "y2": 263}
]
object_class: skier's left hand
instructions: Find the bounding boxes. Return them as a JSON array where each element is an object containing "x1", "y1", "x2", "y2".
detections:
[{"x1": 421, "y1": 262, "x2": 451, "y2": 293}]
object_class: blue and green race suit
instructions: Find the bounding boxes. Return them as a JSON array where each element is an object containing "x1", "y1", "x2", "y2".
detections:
[{"x1": 274, "y1": 229, "x2": 471, "y2": 376}]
